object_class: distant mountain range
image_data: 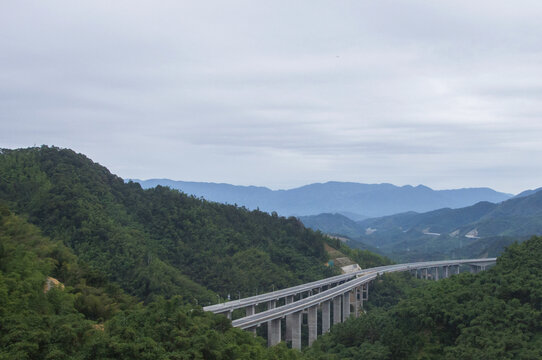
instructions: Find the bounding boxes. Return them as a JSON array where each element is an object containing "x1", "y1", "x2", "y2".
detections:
[
  {"x1": 301, "y1": 188, "x2": 542, "y2": 261},
  {"x1": 131, "y1": 179, "x2": 513, "y2": 218}
]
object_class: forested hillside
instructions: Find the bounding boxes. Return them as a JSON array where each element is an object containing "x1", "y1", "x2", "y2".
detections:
[
  {"x1": 0, "y1": 206, "x2": 304, "y2": 359},
  {"x1": 297, "y1": 190, "x2": 542, "y2": 261},
  {"x1": 0, "y1": 146, "x2": 338, "y2": 304},
  {"x1": 354, "y1": 191, "x2": 542, "y2": 261},
  {"x1": 305, "y1": 236, "x2": 542, "y2": 359}
]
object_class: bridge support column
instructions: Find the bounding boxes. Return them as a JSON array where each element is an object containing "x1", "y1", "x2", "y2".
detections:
[
  {"x1": 444, "y1": 266, "x2": 449, "y2": 278},
  {"x1": 226, "y1": 311, "x2": 232, "y2": 320},
  {"x1": 333, "y1": 295, "x2": 342, "y2": 325},
  {"x1": 246, "y1": 306, "x2": 256, "y2": 334},
  {"x1": 342, "y1": 291, "x2": 351, "y2": 321},
  {"x1": 434, "y1": 267, "x2": 439, "y2": 281},
  {"x1": 268, "y1": 318, "x2": 281, "y2": 347},
  {"x1": 308, "y1": 305, "x2": 318, "y2": 346},
  {"x1": 285, "y1": 296, "x2": 294, "y2": 341},
  {"x1": 321, "y1": 300, "x2": 331, "y2": 333},
  {"x1": 267, "y1": 300, "x2": 278, "y2": 346},
  {"x1": 290, "y1": 311, "x2": 302, "y2": 350},
  {"x1": 350, "y1": 289, "x2": 358, "y2": 317},
  {"x1": 354, "y1": 287, "x2": 360, "y2": 317},
  {"x1": 423, "y1": 268, "x2": 428, "y2": 280},
  {"x1": 248, "y1": 325, "x2": 257, "y2": 336}
]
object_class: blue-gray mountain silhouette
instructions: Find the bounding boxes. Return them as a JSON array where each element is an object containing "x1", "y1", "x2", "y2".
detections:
[{"x1": 132, "y1": 180, "x2": 512, "y2": 218}]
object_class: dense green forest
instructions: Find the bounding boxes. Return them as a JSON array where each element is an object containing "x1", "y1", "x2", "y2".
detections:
[
  {"x1": 0, "y1": 206, "x2": 306, "y2": 359},
  {"x1": 306, "y1": 236, "x2": 542, "y2": 359},
  {"x1": 0, "y1": 146, "x2": 350, "y2": 304}
]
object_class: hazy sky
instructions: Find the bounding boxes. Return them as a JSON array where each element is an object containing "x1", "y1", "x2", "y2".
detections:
[{"x1": 2, "y1": 1, "x2": 542, "y2": 194}]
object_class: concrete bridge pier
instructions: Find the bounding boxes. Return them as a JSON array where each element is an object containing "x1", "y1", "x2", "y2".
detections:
[
  {"x1": 321, "y1": 300, "x2": 331, "y2": 333},
  {"x1": 267, "y1": 300, "x2": 276, "y2": 341},
  {"x1": 285, "y1": 296, "x2": 294, "y2": 341},
  {"x1": 354, "y1": 287, "x2": 360, "y2": 317},
  {"x1": 342, "y1": 291, "x2": 351, "y2": 321},
  {"x1": 268, "y1": 318, "x2": 281, "y2": 347},
  {"x1": 444, "y1": 266, "x2": 450, "y2": 278},
  {"x1": 434, "y1": 267, "x2": 439, "y2": 280},
  {"x1": 362, "y1": 283, "x2": 369, "y2": 302},
  {"x1": 290, "y1": 311, "x2": 302, "y2": 349},
  {"x1": 308, "y1": 305, "x2": 318, "y2": 346},
  {"x1": 246, "y1": 305, "x2": 257, "y2": 334},
  {"x1": 333, "y1": 295, "x2": 342, "y2": 325}
]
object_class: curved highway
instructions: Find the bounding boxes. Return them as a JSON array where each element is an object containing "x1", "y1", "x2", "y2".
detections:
[
  {"x1": 231, "y1": 257, "x2": 496, "y2": 329},
  {"x1": 204, "y1": 257, "x2": 497, "y2": 318}
]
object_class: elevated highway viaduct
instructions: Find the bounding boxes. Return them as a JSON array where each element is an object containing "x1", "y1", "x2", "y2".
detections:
[{"x1": 204, "y1": 258, "x2": 496, "y2": 348}]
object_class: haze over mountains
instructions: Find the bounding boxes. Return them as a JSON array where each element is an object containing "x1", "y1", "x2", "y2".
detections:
[
  {"x1": 303, "y1": 188, "x2": 542, "y2": 261},
  {"x1": 133, "y1": 179, "x2": 513, "y2": 219}
]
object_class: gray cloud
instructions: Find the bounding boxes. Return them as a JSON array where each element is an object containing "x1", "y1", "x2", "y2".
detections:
[{"x1": 2, "y1": 1, "x2": 542, "y2": 194}]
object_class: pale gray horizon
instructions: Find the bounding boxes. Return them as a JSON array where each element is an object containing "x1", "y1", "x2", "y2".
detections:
[{"x1": 2, "y1": 1, "x2": 542, "y2": 194}]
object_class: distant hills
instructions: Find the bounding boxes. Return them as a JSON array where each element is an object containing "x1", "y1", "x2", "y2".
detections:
[
  {"x1": 306, "y1": 189, "x2": 542, "y2": 261},
  {"x1": 132, "y1": 179, "x2": 513, "y2": 218},
  {"x1": 512, "y1": 187, "x2": 542, "y2": 199}
]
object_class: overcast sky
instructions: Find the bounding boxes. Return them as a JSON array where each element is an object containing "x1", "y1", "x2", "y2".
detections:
[{"x1": 2, "y1": 1, "x2": 542, "y2": 194}]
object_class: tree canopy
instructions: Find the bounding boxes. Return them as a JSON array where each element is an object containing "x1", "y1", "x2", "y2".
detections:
[{"x1": 305, "y1": 236, "x2": 542, "y2": 359}]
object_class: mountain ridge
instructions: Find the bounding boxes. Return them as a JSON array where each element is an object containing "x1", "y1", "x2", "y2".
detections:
[
  {"x1": 0, "y1": 146, "x2": 341, "y2": 303},
  {"x1": 352, "y1": 190, "x2": 542, "y2": 260},
  {"x1": 132, "y1": 179, "x2": 513, "y2": 218}
]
